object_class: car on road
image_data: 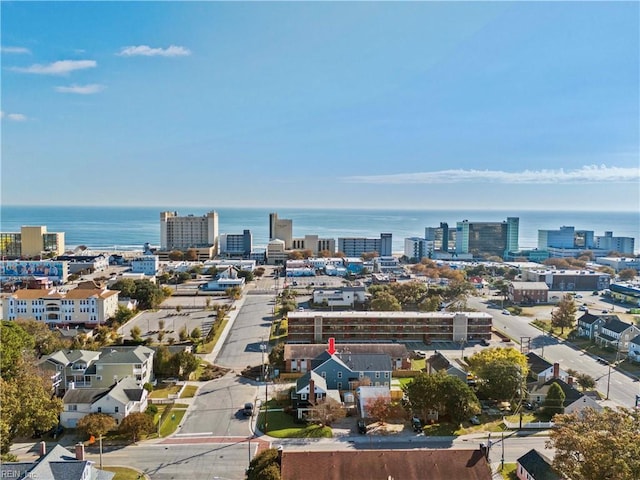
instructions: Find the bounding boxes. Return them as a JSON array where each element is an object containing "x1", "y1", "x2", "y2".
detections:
[
  {"x1": 411, "y1": 416, "x2": 423, "y2": 432},
  {"x1": 469, "y1": 416, "x2": 481, "y2": 425},
  {"x1": 601, "y1": 310, "x2": 609, "y2": 314},
  {"x1": 357, "y1": 418, "x2": 367, "y2": 434},
  {"x1": 597, "y1": 358, "x2": 609, "y2": 365},
  {"x1": 502, "y1": 309, "x2": 511, "y2": 315},
  {"x1": 243, "y1": 402, "x2": 254, "y2": 416},
  {"x1": 479, "y1": 338, "x2": 490, "y2": 346},
  {"x1": 579, "y1": 305, "x2": 588, "y2": 311}
]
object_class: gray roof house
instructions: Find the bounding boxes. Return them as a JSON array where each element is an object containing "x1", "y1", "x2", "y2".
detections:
[
  {"x1": 38, "y1": 349, "x2": 102, "y2": 395},
  {"x1": 526, "y1": 353, "x2": 569, "y2": 384},
  {"x1": 577, "y1": 313, "x2": 619, "y2": 340},
  {"x1": 60, "y1": 376, "x2": 148, "y2": 428},
  {"x1": 594, "y1": 317, "x2": 640, "y2": 353},
  {"x1": 284, "y1": 343, "x2": 409, "y2": 373},
  {"x1": 528, "y1": 378, "x2": 602, "y2": 415},
  {"x1": 628, "y1": 334, "x2": 640, "y2": 362},
  {"x1": 516, "y1": 449, "x2": 560, "y2": 480},
  {"x1": 0, "y1": 443, "x2": 114, "y2": 480}
]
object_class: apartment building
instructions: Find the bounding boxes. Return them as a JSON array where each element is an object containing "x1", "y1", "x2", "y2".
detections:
[
  {"x1": 521, "y1": 269, "x2": 610, "y2": 291},
  {"x1": 338, "y1": 233, "x2": 392, "y2": 257},
  {"x1": 160, "y1": 210, "x2": 219, "y2": 252},
  {"x1": 219, "y1": 229, "x2": 252, "y2": 258},
  {"x1": 0, "y1": 225, "x2": 65, "y2": 259},
  {"x1": 455, "y1": 217, "x2": 519, "y2": 259},
  {"x1": 269, "y1": 212, "x2": 293, "y2": 249},
  {"x1": 595, "y1": 231, "x2": 635, "y2": 255},
  {"x1": 2, "y1": 286, "x2": 119, "y2": 325},
  {"x1": 287, "y1": 311, "x2": 492, "y2": 343}
]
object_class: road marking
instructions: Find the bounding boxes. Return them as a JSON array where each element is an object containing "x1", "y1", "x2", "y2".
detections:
[{"x1": 173, "y1": 432, "x2": 214, "y2": 437}]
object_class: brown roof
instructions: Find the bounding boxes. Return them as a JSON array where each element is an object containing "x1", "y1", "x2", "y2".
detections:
[
  {"x1": 284, "y1": 343, "x2": 409, "y2": 360},
  {"x1": 280, "y1": 449, "x2": 492, "y2": 480}
]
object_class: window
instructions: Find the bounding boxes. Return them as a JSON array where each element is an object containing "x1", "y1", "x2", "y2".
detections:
[
  {"x1": 337, "y1": 382, "x2": 342, "y2": 390},
  {"x1": 384, "y1": 372, "x2": 390, "y2": 378},
  {"x1": 68, "y1": 405, "x2": 77, "y2": 411},
  {"x1": 115, "y1": 407, "x2": 119, "y2": 413},
  {"x1": 301, "y1": 393, "x2": 307, "y2": 400},
  {"x1": 321, "y1": 371, "x2": 326, "y2": 378},
  {"x1": 97, "y1": 407, "x2": 102, "y2": 413},
  {"x1": 375, "y1": 372, "x2": 380, "y2": 378},
  {"x1": 337, "y1": 372, "x2": 342, "y2": 378}
]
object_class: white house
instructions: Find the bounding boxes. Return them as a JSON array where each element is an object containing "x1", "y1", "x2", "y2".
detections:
[
  {"x1": 628, "y1": 335, "x2": 640, "y2": 362},
  {"x1": 60, "y1": 376, "x2": 147, "y2": 428},
  {"x1": 528, "y1": 378, "x2": 602, "y2": 415},
  {"x1": 131, "y1": 255, "x2": 159, "y2": 276},
  {"x1": 312, "y1": 287, "x2": 366, "y2": 308},
  {"x1": 202, "y1": 266, "x2": 245, "y2": 291}
]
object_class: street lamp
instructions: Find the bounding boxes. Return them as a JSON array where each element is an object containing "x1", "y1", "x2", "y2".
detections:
[{"x1": 260, "y1": 339, "x2": 267, "y2": 381}]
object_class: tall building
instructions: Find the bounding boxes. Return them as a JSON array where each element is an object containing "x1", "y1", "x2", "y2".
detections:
[
  {"x1": 0, "y1": 225, "x2": 65, "y2": 259},
  {"x1": 160, "y1": 211, "x2": 219, "y2": 251},
  {"x1": 404, "y1": 237, "x2": 434, "y2": 261},
  {"x1": 269, "y1": 212, "x2": 293, "y2": 249},
  {"x1": 219, "y1": 230, "x2": 253, "y2": 258},
  {"x1": 595, "y1": 231, "x2": 635, "y2": 254},
  {"x1": 425, "y1": 222, "x2": 452, "y2": 253},
  {"x1": 338, "y1": 233, "x2": 392, "y2": 257},
  {"x1": 538, "y1": 226, "x2": 595, "y2": 250},
  {"x1": 291, "y1": 235, "x2": 336, "y2": 256},
  {"x1": 455, "y1": 217, "x2": 519, "y2": 259}
]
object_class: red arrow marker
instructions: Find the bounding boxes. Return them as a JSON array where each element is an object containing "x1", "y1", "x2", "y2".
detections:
[{"x1": 327, "y1": 337, "x2": 336, "y2": 355}]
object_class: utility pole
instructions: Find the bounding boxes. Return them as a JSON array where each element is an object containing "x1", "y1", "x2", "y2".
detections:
[{"x1": 264, "y1": 365, "x2": 269, "y2": 433}]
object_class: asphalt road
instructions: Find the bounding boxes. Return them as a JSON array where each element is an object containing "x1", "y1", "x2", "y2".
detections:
[{"x1": 467, "y1": 295, "x2": 640, "y2": 408}]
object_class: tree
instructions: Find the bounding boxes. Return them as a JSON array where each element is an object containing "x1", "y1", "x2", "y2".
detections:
[
  {"x1": 366, "y1": 396, "x2": 392, "y2": 425},
  {"x1": 467, "y1": 347, "x2": 528, "y2": 402},
  {"x1": 159, "y1": 319, "x2": 166, "y2": 330},
  {"x1": 544, "y1": 382, "x2": 566, "y2": 416},
  {"x1": 0, "y1": 360, "x2": 63, "y2": 454},
  {"x1": 185, "y1": 249, "x2": 198, "y2": 261},
  {"x1": 548, "y1": 407, "x2": 640, "y2": 480},
  {"x1": 157, "y1": 331, "x2": 165, "y2": 343},
  {"x1": 171, "y1": 351, "x2": 201, "y2": 380},
  {"x1": 119, "y1": 412, "x2": 155, "y2": 443},
  {"x1": 551, "y1": 294, "x2": 577, "y2": 334},
  {"x1": 130, "y1": 326, "x2": 142, "y2": 341},
  {"x1": 574, "y1": 373, "x2": 596, "y2": 391},
  {"x1": 237, "y1": 270, "x2": 255, "y2": 282},
  {"x1": 178, "y1": 325, "x2": 189, "y2": 341},
  {"x1": 15, "y1": 318, "x2": 68, "y2": 356},
  {"x1": 268, "y1": 342, "x2": 285, "y2": 371},
  {"x1": 306, "y1": 398, "x2": 346, "y2": 426},
  {"x1": 77, "y1": 413, "x2": 116, "y2": 468},
  {"x1": 246, "y1": 448, "x2": 282, "y2": 480},
  {"x1": 0, "y1": 321, "x2": 35, "y2": 380},
  {"x1": 190, "y1": 327, "x2": 201, "y2": 342},
  {"x1": 225, "y1": 286, "x2": 242, "y2": 300},
  {"x1": 168, "y1": 250, "x2": 184, "y2": 261},
  {"x1": 370, "y1": 291, "x2": 401, "y2": 311},
  {"x1": 110, "y1": 279, "x2": 167, "y2": 310},
  {"x1": 619, "y1": 268, "x2": 637, "y2": 281}
]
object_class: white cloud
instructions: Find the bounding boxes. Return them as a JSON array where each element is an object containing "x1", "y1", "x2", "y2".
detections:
[
  {"x1": 55, "y1": 84, "x2": 105, "y2": 94},
  {"x1": 116, "y1": 45, "x2": 191, "y2": 57},
  {"x1": 1, "y1": 46, "x2": 31, "y2": 54},
  {"x1": 343, "y1": 165, "x2": 640, "y2": 185},
  {"x1": 0, "y1": 111, "x2": 28, "y2": 122},
  {"x1": 12, "y1": 59, "x2": 96, "y2": 75}
]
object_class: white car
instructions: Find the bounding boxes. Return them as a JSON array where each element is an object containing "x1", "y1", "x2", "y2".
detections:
[{"x1": 502, "y1": 309, "x2": 511, "y2": 315}]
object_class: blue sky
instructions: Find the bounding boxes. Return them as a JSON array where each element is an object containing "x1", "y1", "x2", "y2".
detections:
[{"x1": 2, "y1": 1, "x2": 639, "y2": 210}]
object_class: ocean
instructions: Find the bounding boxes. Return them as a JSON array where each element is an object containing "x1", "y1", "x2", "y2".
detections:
[{"x1": 1, "y1": 205, "x2": 638, "y2": 254}]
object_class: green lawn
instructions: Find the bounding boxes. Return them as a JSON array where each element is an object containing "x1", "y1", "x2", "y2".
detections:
[
  {"x1": 159, "y1": 408, "x2": 187, "y2": 437},
  {"x1": 180, "y1": 385, "x2": 198, "y2": 398},
  {"x1": 148, "y1": 385, "x2": 180, "y2": 398},
  {"x1": 257, "y1": 411, "x2": 332, "y2": 439},
  {"x1": 410, "y1": 358, "x2": 426, "y2": 370},
  {"x1": 197, "y1": 319, "x2": 228, "y2": 354},
  {"x1": 101, "y1": 466, "x2": 143, "y2": 480},
  {"x1": 394, "y1": 377, "x2": 414, "y2": 388},
  {"x1": 270, "y1": 318, "x2": 288, "y2": 341},
  {"x1": 499, "y1": 463, "x2": 518, "y2": 480}
]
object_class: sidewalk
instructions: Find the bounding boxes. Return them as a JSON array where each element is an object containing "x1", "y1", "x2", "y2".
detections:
[{"x1": 200, "y1": 294, "x2": 248, "y2": 365}]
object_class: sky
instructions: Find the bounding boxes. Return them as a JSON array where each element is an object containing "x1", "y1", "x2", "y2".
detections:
[{"x1": 1, "y1": 1, "x2": 639, "y2": 211}]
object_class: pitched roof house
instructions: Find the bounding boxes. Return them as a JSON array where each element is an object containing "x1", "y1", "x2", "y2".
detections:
[
  {"x1": 280, "y1": 449, "x2": 492, "y2": 480},
  {"x1": 594, "y1": 317, "x2": 640, "y2": 353},
  {"x1": 426, "y1": 351, "x2": 468, "y2": 382},
  {"x1": 528, "y1": 378, "x2": 602, "y2": 415},
  {"x1": 526, "y1": 353, "x2": 569, "y2": 384},
  {"x1": 628, "y1": 334, "x2": 640, "y2": 362},
  {"x1": 577, "y1": 312, "x2": 618, "y2": 340},
  {"x1": 0, "y1": 443, "x2": 114, "y2": 480},
  {"x1": 517, "y1": 449, "x2": 560, "y2": 480},
  {"x1": 60, "y1": 376, "x2": 148, "y2": 428}
]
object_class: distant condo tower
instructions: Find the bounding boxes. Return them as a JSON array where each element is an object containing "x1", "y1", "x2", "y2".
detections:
[
  {"x1": 456, "y1": 217, "x2": 519, "y2": 259},
  {"x1": 269, "y1": 212, "x2": 293, "y2": 249},
  {"x1": 160, "y1": 210, "x2": 219, "y2": 252}
]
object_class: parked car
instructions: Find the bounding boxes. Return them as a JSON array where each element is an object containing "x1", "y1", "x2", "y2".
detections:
[
  {"x1": 243, "y1": 402, "x2": 254, "y2": 416},
  {"x1": 502, "y1": 309, "x2": 511, "y2": 315},
  {"x1": 412, "y1": 416, "x2": 423, "y2": 432},
  {"x1": 597, "y1": 358, "x2": 609, "y2": 365},
  {"x1": 579, "y1": 305, "x2": 588, "y2": 311},
  {"x1": 524, "y1": 402, "x2": 534, "y2": 410},
  {"x1": 357, "y1": 418, "x2": 367, "y2": 434},
  {"x1": 479, "y1": 339, "x2": 490, "y2": 346},
  {"x1": 469, "y1": 416, "x2": 481, "y2": 425}
]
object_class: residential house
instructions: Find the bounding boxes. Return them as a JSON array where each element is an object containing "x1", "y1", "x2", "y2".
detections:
[
  {"x1": 628, "y1": 335, "x2": 640, "y2": 362},
  {"x1": 526, "y1": 353, "x2": 569, "y2": 384},
  {"x1": 0, "y1": 443, "x2": 114, "y2": 480},
  {"x1": 516, "y1": 449, "x2": 560, "y2": 480},
  {"x1": 201, "y1": 266, "x2": 245, "y2": 291},
  {"x1": 38, "y1": 349, "x2": 102, "y2": 396},
  {"x1": 426, "y1": 351, "x2": 468, "y2": 382},
  {"x1": 279, "y1": 449, "x2": 493, "y2": 480},
  {"x1": 508, "y1": 282, "x2": 549, "y2": 305},
  {"x1": 60, "y1": 376, "x2": 148, "y2": 428},
  {"x1": 89, "y1": 346, "x2": 155, "y2": 388},
  {"x1": 291, "y1": 371, "x2": 341, "y2": 414},
  {"x1": 311, "y1": 353, "x2": 393, "y2": 391},
  {"x1": 528, "y1": 378, "x2": 602, "y2": 414},
  {"x1": 283, "y1": 343, "x2": 410, "y2": 373},
  {"x1": 576, "y1": 312, "x2": 623, "y2": 340},
  {"x1": 312, "y1": 287, "x2": 366, "y2": 308},
  {"x1": 593, "y1": 317, "x2": 640, "y2": 353}
]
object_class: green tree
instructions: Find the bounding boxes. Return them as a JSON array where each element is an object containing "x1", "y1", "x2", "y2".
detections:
[
  {"x1": 575, "y1": 373, "x2": 596, "y2": 391},
  {"x1": 110, "y1": 279, "x2": 166, "y2": 310},
  {"x1": 418, "y1": 295, "x2": 441, "y2": 312},
  {"x1": 130, "y1": 326, "x2": 142, "y2": 341},
  {"x1": 618, "y1": 268, "x2": 637, "y2": 281},
  {"x1": 118, "y1": 412, "x2": 155, "y2": 443},
  {"x1": 467, "y1": 347, "x2": 528, "y2": 401},
  {"x1": 237, "y1": 270, "x2": 255, "y2": 282},
  {"x1": 544, "y1": 382, "x2": 566, "y2": 416},
  {"x1": 178, "y1": 325, "x2": 189, "y2": 342},
  {"x1": 77, "y1": 413, "x2": 116, "y2": 468},
  {"x1": 0, "y1": 360, "x2": 63, "y2": 453},
  {"x1": 225, "y1": 286, "x2": 242, "y2": 300},
  {"x1": 548, "y1": 407, "x2": 640, "y2": 480},
  {"x1": 551, "y1": 294, "x2": 577, "y2": 334},
  {"x1": 15, "y1": 318, "x2": 68, "y2": 356},
  {"x1": 190, "y1": 327, "x2": 201, "y2": 342},
  {"x1": 246, "y1": 448, "x2": 282, "y2": 480},
  {"x1": 171, "y1": 351, "x2": 201, "y2": 380},
  {"x1": 370, "y1": 291, "x2": 402, "y2": 311},
  {"x1": 268, "y1": 342, "x2": 285, "y2": 371},
  {"x1": 0, "y1": 321, "x2": 35, "y2": 380},
  {"x1": 110, "y1": 305, "x2": 135, "y2": 326}
]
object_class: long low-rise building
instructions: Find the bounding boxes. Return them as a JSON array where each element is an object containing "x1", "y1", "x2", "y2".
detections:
[{"x1": 287, "y1": 311, "x2": 492, "y2": 343}]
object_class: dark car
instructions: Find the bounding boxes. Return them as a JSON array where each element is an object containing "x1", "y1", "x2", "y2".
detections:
[
  {"x1": 412, "y1": 416, "x2": 423, "y2": 432},
  {"x1": 243, "y1": 402, "x2": 254, "y2": 416},
  {"x1": 480, "y1": 339, "x2": 490, "y2": 346},
  {"x1": 357, "y1": 419, "x2": 367, "y2": 434}
]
